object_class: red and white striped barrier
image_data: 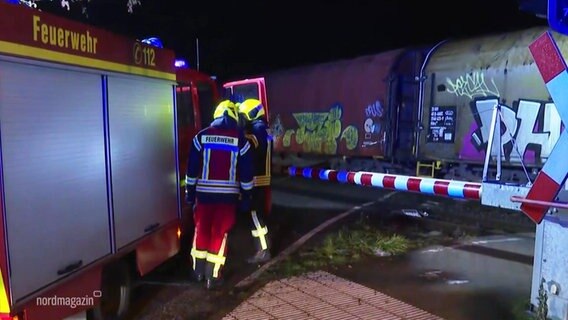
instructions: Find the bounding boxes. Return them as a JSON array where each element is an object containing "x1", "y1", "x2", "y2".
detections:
[
  {"x1": 524, "y1": 32, "x2": 568, "y2": 224},
  {"x1": 288, "y1": 167, "x2": 482, "y2": 201}
]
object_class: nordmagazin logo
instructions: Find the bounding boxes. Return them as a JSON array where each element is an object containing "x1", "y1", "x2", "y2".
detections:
[{"x1": 36, "y1": 290, "x2": 101, "y2": 309}]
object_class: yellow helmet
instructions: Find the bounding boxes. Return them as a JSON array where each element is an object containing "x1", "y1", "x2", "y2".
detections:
[
  {"x1": 238, "y1": 98, "x2": 266, "y2": 121},
  {"x1": 213, "y1": 100, "x2": 238, "y2": 122}
]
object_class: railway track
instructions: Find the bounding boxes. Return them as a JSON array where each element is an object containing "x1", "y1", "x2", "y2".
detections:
[{"x1": 273, "y1": 175, "x2": 534, "y2": 233}]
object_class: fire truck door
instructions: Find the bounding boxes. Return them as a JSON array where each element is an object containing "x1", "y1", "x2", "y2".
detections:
[{"x1": 0, "y1": 59, "x2": 111, "y2": 302}]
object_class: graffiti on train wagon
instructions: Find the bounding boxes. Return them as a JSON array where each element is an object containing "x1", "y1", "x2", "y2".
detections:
[
  {"x1": 460, "y1": 97, "x2": 563, "y2": 164},
  {"x1": 446, "y1": 71, "x2": 500, "y2": 99},
  {"x1": 341, "y1": 126, "x2": 359, "y2": 150},
  {"x1": 362, "y1": 100, "x2": 385, "y2": 148},
  {"x1": 273, "y1": 103, "x2": 359, "y2": 154}
]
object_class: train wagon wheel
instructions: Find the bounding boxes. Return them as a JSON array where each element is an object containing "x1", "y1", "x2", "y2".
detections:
[{"x1": 88, "y1": 259, "x2": 132, "y2": 320}]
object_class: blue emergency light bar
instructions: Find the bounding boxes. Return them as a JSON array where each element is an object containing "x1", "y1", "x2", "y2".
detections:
[{"x1": 175, "y1": 59, "x2": 189, "y2": 68}]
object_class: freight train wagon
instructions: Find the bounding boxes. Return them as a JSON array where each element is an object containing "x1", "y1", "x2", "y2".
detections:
[
  {"x1": 223, "y1": 48, "x2": 428, "y2": 175},
  {"x1": 224, "y1": 25, "x2": 565, "y2": 184},
  {"x1": 418, "y1": 26, "x2": 564, "y2": 183},
  {"x1": 0, "y1": 2, "x2": 220, "y2": 319}
]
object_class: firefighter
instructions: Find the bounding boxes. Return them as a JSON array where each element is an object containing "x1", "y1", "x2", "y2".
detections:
[
  {"x1": 185, "y1": 100, "x2": 254, "y2": 289},
  {"x1": 238, "y1": 98, "x2": 273, "y2": 264}
]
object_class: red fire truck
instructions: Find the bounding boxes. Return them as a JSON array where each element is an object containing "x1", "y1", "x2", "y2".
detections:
[{"x1": 0, "y1": 2, "x2": 219, "y2": 319}]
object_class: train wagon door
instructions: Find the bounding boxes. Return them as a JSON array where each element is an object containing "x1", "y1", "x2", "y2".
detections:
[
  {"x1": 389, "y1": 50, "x2": 426, "y2": 164},
  {"x1": 392, "y1": 76, "x2": 419, "y2": 161}
]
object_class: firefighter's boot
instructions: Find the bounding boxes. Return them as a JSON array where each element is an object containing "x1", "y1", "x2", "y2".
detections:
[
  {"x1": 247, "y1": 237, "x2": 271, "y2": 264},
  {"x1": 205, "y1": 261, "x2": 224, "y2": 290},
  {"x1": 206, "y1": 277, "x2": 224, "y2": 290},
  {"x1": 248, "y1": 210, "x2": 271, "y2": 264},
  {"x1": 191, "y1": 257, "x2": 205, "y2": 283}
]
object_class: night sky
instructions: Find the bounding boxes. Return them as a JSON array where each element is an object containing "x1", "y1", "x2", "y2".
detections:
[{"x1": 36, "y1": 0, "x2": 548, "y2": 82}]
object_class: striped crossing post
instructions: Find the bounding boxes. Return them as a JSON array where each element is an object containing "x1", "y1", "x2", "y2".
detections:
[
  {"x1": 288, "y1": 167, "x2": 482, "y2": 201},
  {"x1": 523, "y1": 32, "x2": 568, "y2": 224}
]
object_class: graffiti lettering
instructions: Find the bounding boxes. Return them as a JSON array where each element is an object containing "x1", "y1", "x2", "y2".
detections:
[
  {"x1": 276, "y1": 103, "x2": 360, "y2": 154},
  {"x1": 282, "y1": 129, "x2": 294, "y2": 147},
  {"x1": 340, "y1": 125, "x2": 359, "y2": 150},
  {"x1": 271, "y1": 114, "x2": 284, "y2": 138},
  {"x1": 467, "y1": 98, "x2": 562, "y2": 163},
  {"x1": 365, "y1": 100, "x2": 383, "y2": 118},
  {"x1": 470, "y1": 99, "x2": 517, "y2": 157},
  {"x1": 292, "y1": 104, "x2": 342, "y2": 154},
  {"x1": 446, "y1": 72, "x2": 500, "y2": 99},
  {"x1": 514, "y1": 101, "x2": 557, "y2": 158}
]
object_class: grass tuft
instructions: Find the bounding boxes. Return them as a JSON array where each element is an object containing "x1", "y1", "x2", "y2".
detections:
[{"x1": 270, "y1": 222, "x2": 412, "y2": 277}]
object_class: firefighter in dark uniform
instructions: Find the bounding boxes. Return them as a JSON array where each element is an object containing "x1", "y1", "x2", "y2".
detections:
[
  {"x1": 185, "y1": 100, "x2": 254, "y2": 289},
  {"x1": 238, "y1": 98, "x2": 273, "y2": 264}
]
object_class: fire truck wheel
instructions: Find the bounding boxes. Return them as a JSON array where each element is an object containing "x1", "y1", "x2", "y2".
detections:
[{"x1": 88, "y1": 260, "x2": 132, "y2": 320}]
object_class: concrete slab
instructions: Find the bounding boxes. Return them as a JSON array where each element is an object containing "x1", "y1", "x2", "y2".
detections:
[{"x1": 223, "y1": 271, "x2": 444, "y2": 320}]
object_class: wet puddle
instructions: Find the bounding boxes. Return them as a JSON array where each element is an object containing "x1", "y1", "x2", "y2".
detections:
[{"x1": 330, "y1": 241, "x2": 533, "y2": 320}]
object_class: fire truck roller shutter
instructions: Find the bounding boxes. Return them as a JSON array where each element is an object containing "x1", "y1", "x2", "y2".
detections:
[
  {"x1": 0, "y1": 59, "x2": 111, "y2": 302},
  {"x1": 106, "y1": 75, "x2": 179, "y2": 249}
]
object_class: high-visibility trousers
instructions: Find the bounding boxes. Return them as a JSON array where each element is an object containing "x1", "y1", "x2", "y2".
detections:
[{"x1": 190, "y1": 202, "x2": 237, "y2": 279}]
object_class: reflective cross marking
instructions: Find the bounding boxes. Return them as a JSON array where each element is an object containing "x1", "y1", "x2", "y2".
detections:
[{"x1": 524, "y1": 31, "x2": 568, "y2": 224}]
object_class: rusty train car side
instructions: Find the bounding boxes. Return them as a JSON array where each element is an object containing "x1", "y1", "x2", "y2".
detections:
[{"x1": 225, "y1": 48, "x2": 427, "y2": 173}]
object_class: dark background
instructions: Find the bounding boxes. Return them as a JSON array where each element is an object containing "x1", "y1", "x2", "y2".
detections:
[{"x1": 34, "y1": 0, "x2": 548, "y2": 82}]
